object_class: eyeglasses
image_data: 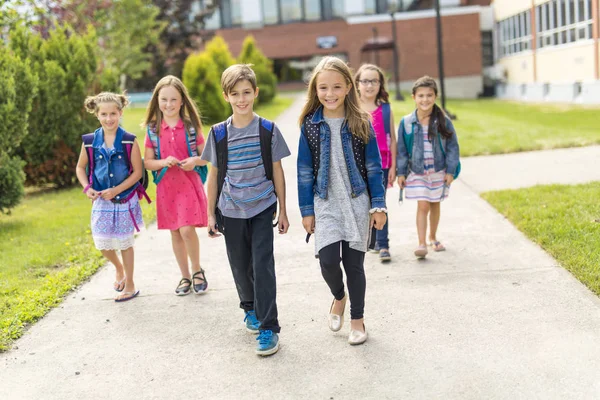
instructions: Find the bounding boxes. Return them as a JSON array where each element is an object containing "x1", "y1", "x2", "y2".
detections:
[{"x1": 358, "y1": 79, "x2": 380, "y2": 86}]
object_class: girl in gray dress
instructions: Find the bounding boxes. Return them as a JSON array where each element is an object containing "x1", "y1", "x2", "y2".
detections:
[{"x1": 297, "y1": 57, "x2": 387, "y2": 345}]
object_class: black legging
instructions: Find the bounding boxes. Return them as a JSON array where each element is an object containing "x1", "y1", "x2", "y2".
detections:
[{"x1": 318, "y1": 241, "x2": 366, "y2": 320}]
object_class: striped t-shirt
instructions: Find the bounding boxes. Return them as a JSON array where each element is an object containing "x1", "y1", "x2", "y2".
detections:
[{"x1": 201, "y1": 115, "x2": 290, "y2": 219}]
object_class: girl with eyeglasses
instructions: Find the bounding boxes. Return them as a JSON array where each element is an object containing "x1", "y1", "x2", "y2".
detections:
[{"x1": 355, "y1": 64, "x2": 397, "y2": 263}]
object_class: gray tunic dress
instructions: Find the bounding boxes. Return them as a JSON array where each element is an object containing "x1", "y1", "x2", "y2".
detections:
[{"x1": 314, "y1": 117, "x2": 371, "y2": 254}]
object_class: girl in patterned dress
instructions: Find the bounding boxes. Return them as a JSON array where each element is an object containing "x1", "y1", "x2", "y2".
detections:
[
  {"x1": 396, "y1": 76, "x2": 461, "y2": 259},
  {"x1": 298, "y1": 57, "x2": 387, "y2": 345},
  {"x1": 75, "y1": 92, "x2": 144, "y2": 302},
  {"x1": 355, "y1": 64, "x2": 397, "y2": 263},
  {"x1": 143, "y1": 76, "x2": 210, "y2": 296}
]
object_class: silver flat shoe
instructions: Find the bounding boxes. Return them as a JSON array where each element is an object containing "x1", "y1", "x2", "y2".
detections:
[
  {"x1": 328, "y1": 296, "x2": 346, "y2": 332},
  {"x1": 348, "y1": 324, "x2": 368, "y2": 345}
]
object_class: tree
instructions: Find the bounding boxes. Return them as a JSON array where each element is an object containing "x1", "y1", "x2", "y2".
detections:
[
  {"x1": 237, "y1": 35, "x2": 278, "y2": 104},
  {"x1": 0, "y1": 43, "x2": 37, "y2": 212},
  {"x1": 148, "y1": 0, "x2": 221, "y2": 79},
  {"x1": 11, "y1": 24, "x2": 101, "y2": 187},
  {"x1": 19, "y1": 0, "x2": 165, "y2": 89}
]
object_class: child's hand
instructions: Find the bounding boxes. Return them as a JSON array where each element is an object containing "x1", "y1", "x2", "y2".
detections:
[
  {"x1": 388, "y1": 170, "x2": 396, "y2": 187},
  {"x1": 397, "y1": 176, "x2": 406, "y2": 188},
  {"x1": 178, "y1": 157, "x2": 197, "y2": 172},
  {"x1": 207, "y1": 215, "x2": 221, "y2": 238},
  {"x1": 100, "y1": 188, "x2": 117, "y2": 200},
  {"x1": 277, "y1": 213, "x2": 290, "y2": 234},
  {"x1": 85, "y1": 188, "x2": 100, "y2": 201},
  {"x1": 370, "y1": 212, "x2": 387, "y2": 230},
  {"x1": 444, "y1": 174, "x2": 454, "y2": 186},
  {"x1": 302, "y1": 216, "x2": 315, "y2": 234},
  {"x1": 164, "y1": 156, "x2": 180, "y2": 168}
]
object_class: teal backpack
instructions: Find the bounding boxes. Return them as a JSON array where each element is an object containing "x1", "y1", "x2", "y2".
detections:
[
  {"x1": 146, "y1": 123, "x2": 208, "y2": 184},
  {"x1": 399, "y1": 116, "x2": 461, "y2": 179}
]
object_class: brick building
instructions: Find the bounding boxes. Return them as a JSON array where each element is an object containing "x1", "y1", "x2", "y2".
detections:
[{"x1": 199, "y1": 0, "x2": 493, "y2": 98}]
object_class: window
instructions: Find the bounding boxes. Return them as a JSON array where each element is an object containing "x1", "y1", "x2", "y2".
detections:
[
  {"x1": 262, "y1": 0, "x2": 279, "y2": 25},
  {"x1": 497, "y1": 10, "x2": 531, "y2": 57},
  {"x1": 331, "y1": 0, "x2": 344, "y2": 18},
  {"x1": 281, "y1": 0, "x2": 302, "y2": 22},
  {"x1": 364, "y1": 0, "x2": 377, "y2": 14},
  {"x1": 536, "y1": 0, "x2": 592, "y2": 49},
  {"x1": 204, "y1": 8, "x2": 221, "y2": 29},
  {"x1": 304, "y1": 0, "x2": 321, "y2": 21}
]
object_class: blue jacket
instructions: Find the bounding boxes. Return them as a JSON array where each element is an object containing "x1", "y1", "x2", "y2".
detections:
[
  {"x1": 90, "y1": 126, "x2": 136, "y2": 201},
  {"x1": 297, "y1": 106, "x2": 386, "y2": 218},
  {"x1": 396, "y1": 110, "x2": 460, "y2": 177}
]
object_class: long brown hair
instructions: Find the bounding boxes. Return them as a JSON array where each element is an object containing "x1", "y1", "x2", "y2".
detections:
[
  {"x1": 142, "y1": 75, "x2": 202, "y2": 136},
  {"x1": 412, "y1": 75, "x2": 452, "y2": 139},
  {"x1": 298, "y1": 56, "x2": 371, "y2": 142},
  {"x1": 354, "y1": 63, "x2": 389, "y2": 105}
]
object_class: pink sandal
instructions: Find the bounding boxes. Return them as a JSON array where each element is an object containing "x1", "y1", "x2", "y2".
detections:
[{"x1": 429, "y1": 240, "x2": 446, "y2": 252}]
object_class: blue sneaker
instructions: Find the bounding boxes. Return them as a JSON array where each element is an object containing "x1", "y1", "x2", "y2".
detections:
[
  {"x1": 244, "y1": 310, "x2": 260, "y2": 334},
  {"x1": 256, "y1": 330, "x2": 279, "y2": 356}
]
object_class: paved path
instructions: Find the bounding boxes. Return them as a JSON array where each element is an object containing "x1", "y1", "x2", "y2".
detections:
[{"x1": 2, "y1": 96, "x2": 600, "y2": 399}]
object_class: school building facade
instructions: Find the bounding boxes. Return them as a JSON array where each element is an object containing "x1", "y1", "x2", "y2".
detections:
[
  {"x1": 493, "y1": 0, "x2": 600, "y2": 103},
  {"x1": 199, "y1": 0, "x2": 494, "y2": 99}
]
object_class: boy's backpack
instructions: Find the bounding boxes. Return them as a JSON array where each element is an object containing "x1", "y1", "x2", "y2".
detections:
[
  {"x1": 82, "y1": 131, "x2": 151, "y2": 206},
  {"x1": 399, "y1": 116, "x2": 461, "y2": 179},
  {"x1": 211, "y1": 117, "x2": 277, "y2": 231},
  {"x1": 146, "y1": 124, "x2": 208, "y2": 185}
]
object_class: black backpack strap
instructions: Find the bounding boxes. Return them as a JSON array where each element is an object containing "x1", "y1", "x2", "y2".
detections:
[
  {"x1": 259, "y1": 118, "x2": 275, "y2": 181},
  {"x1": 213, "y1": 121, "x2": 228, "y2": 202}
]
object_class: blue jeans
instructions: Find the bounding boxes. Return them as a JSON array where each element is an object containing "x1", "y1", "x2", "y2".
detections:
[{"x1": 369, "y1": 169, "x2": 390, "y2": 250}]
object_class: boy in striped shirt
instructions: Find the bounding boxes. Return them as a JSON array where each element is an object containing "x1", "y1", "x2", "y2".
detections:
[{"x1": 201, "y1": 64, "x2": 290, "y2": 356}]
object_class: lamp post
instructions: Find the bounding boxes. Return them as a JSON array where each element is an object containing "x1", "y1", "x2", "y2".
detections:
[
  {"x1": 390, "y1": 1, "x2": 404, "y2": 101},
  {"x1": 434, "y1": 0, "x2": 456, "y2": 119},
  {"x1": 372, "y1": 27, "x2": 380, "y2": 65}
]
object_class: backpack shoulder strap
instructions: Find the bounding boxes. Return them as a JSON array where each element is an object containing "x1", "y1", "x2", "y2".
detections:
[
  {"x1": 259, "y1": 118, "x2": 275, "y2": 181},
  {"x1": 146, "y1": 125, "x2": 161, "y2": 159},
  {"x1": 82, "y1": 133, "x2": 95, "y2": 186},
  {"x1": 213, "y1": 121, "x2": 229, "y2": 201},
  {"x1": 121, "y1": 132, "x2": 136, "y2": 174},
  {"x1": 381, "y1": 102, "x2": 391, "y2": 137}
]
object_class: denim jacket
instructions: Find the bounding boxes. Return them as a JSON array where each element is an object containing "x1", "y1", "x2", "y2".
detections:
[
  {"x1": 297, "y1": 106, "x2": 386, "y2": 218},
  {"x1": 396, "y1": 110, "x2": 460, "y2": 177},
  {"x1": 91, "y1": 126, "x2": 136, "y2": 201}
]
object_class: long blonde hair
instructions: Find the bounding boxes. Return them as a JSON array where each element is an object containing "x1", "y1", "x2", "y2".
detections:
[
  {"x1": 298, "y1": 57, "x2": 371, "y2": 142},
  {"x1": 142, "y1": 75, "x2": 202, "y2": 135}
]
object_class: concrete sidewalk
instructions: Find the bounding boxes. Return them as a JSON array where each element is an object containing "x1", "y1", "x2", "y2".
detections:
[{"x1": 2, "y1": 95, "x2": 600, "y2": 399}]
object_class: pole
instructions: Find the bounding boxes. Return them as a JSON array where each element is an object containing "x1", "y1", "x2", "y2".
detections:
[
  {"x1": 372, "y1": 27, "x2": 380, "y2": 65},
  {"x1": 434, "y1": 0, "x2": 455, "y2": 119},
  {"x1": 390, "y1": 9, "x2": 404, "y2": 100}
]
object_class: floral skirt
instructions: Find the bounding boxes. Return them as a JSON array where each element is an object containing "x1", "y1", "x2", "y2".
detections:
[{"x1": 91, "y1": 196, "x2": 144, "y2": 250}]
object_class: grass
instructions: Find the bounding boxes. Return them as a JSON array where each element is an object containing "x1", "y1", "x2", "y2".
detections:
[
  {"x1": 390, "y1": 96, "x2": 600, "y2": 157},
  {"x1": 0, "y1": 96, "x2": 293, "y2": 352},
  {"x1": 482, "y1": 182, "x2": 600, "y2": 295}
]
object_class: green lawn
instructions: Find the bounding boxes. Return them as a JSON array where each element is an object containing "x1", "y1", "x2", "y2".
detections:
[
  {"x1": 390, "y1": 97, "x2": 600, "y2": 156},
  {"x1": 0, "y1": 96, "x2": 293, "y2": 351},
  {"x1": 483, "y1": 182, "x2": 600, "y2": 295}
]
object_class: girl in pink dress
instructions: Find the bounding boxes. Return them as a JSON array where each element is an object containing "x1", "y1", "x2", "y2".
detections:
[
  {"x1": 143, "y1": 76, "x2": 209, "y2": 296},
  {"x1": 355, "y1": 64, "x2": 397, "y2": 263}
]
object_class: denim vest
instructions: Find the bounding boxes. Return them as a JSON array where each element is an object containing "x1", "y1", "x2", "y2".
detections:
[
  {"x1": 91, "y1": 127, "x2": 136, "y2": 201},
  {"x1": 396, "y1": 110, "x2": 460, "y2": 177},
  {"x1": 297, "y1": 106, "x2": 386, "y2": 218}
]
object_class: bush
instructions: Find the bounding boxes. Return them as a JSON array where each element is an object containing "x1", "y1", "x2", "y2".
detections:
[
  {"x1": 10, "y1": 25, "x2": 100, "y2": 187},
  {"x1": 204, "y1": 35, "x2": 236, "y2": 77},
  {"x1": 0, "y1": 43, "x2": 37, "y2": 212},
  {"x1": 0, "y1": 153, "x2": 26, "y2": 214},
  {"x1": 238, "y1": 35, "x2": 277, "y2": 104}
]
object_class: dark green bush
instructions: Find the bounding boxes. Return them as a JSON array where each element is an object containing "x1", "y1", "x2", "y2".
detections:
[{"x1": 0, "y1": 153, "x2": 26, "y2": 214}]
